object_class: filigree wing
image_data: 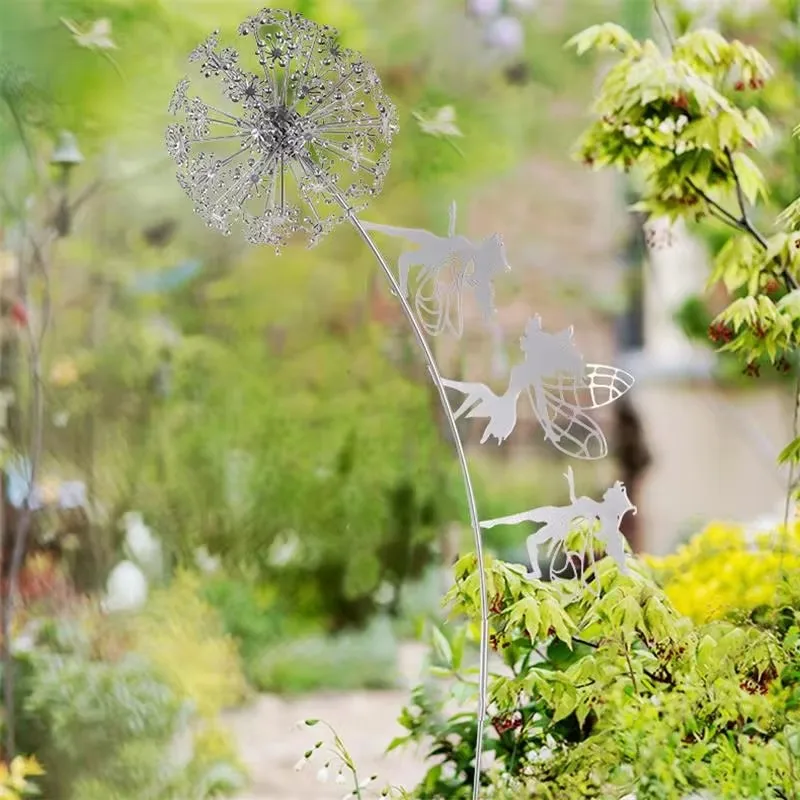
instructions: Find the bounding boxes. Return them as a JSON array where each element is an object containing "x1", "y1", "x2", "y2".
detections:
[
  {"x1": 583, "y1": 363, "x2": 634, "y2": 408},
  {"x1": 412, "y1": 257, "x2": 466, "y2": 338},
  {"x1": 525, "y1": 387, "x2": 608, "y2": 460},
  {"x1": 538, "y1": 364, "x2": 634, "y2": 410}
]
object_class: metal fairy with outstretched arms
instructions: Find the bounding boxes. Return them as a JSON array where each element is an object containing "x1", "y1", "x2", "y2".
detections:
[
  {"x1": 481, "y1": 466, "x2": 636, "y2": 589},
  {"x1": 442, "y1": 314, "x2": 635, "y2": 458}
]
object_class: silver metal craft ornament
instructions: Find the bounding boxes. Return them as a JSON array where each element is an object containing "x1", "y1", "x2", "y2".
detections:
[
  {"x1": 482, "y1": 466, "x2": 637, "y2": 594},
  {"x1": 442, "y1": 314, "x2": 635, "y2": 457},
  {"x1": 166, "y1": 8, "x2": 398, "y2": 251},
  {"x1": 362, "y1": 201, "x2": 510, "y2": 337},
  {"x1": 167, "y1": 11, "x2": 637, "y2": 800}
]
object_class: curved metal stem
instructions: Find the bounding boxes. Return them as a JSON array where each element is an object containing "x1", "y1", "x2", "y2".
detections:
[{"x1": 347, "y1": 210, "x2": 489, "y2": 800}]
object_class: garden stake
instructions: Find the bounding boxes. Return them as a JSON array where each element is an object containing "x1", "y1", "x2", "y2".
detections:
[{"x1": 165, "y1": 9, "x2": 637, "y2": 797}]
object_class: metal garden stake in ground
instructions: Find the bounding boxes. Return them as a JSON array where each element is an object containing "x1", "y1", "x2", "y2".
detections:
[{"x1": 166, "y1": 9, "x2": 636, "y2": 798}]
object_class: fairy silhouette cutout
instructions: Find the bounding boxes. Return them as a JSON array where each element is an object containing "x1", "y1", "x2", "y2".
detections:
[
  {"x1": 481, "y1": 466, "x2": 636, "y2": 587},
  {"x1": 361, "y1": 201, "x2": 510, "y2": 337},
  {"x1": 441, "y1": 314, "x2": 634, "y2": 459}
]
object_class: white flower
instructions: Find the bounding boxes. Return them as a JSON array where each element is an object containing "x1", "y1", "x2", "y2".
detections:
[
  {"x1": 485, "y1": 16, "x2": 525, "y2": 54},
  {"x1": 373, "y1": 581, "x2": 396, "y2": 606},
  {"x1": 658, "y1": 118, "x2": 675, "y2": 134},
  {"x1": 676, "y1": 114, "x2": 689, "y2": 132},
  {"x1": 269, "y1": 531, "x2": 300, "y2": 566},
  {"x1": 623, "y1": 124, "x2": 640, "y2": 139},
  {"x1": 52, "y1": 410, "x2": 70, "y2": 428},
  {"x1": 316, "y1": 764, "x2": 330, "y2": 782},
  {"x1": 103, "y1": 560, "x2": 148, "y2": 613},
  {"x1": 293, "y1": 758, "x2": 307, "y2": 771},
  {"x1": 194, "y1": 546, "x2": 221, "y2": 574},
  {"x1": 335, "y1": 770, "x2": 347, "y2": 784},
  {"x1": 123, "y1": 512, "x2": 164, "y2": 578}
]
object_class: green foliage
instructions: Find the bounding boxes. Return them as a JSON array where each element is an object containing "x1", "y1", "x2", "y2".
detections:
[
  {"x1": 569, "y1": 17, "x2": 800, "y2": 378},
  {"x1": 247, "y1": 616, "x2": 399, "y2": 694},
  {"x1": 9, "y1": 603, "x2": 246, "y2": 800},
  {"x1": 394, "y1": 552, "x2": 800, "y2": 799},
  {"x1": 128, "y1": 570, "x2": 249, "y2": 718},
  {"x1": 0, "y1": 757, "x2": 45, "y2": 800},
  {"x1": 645, "y1": 518, "x2": 800, "y2": 622}
]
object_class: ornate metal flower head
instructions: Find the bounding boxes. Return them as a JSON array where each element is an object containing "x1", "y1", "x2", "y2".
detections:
[{"x1": 166, "y1": 8, "x2": 399, "y2": 251}]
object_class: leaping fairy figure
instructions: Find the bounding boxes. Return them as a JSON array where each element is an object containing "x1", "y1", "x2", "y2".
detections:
[
  {"x1": 441, "y1": 315, "x2": 634, "y2": 459},
  {"x1": 481, "y1": 466, "x2": 636, "y2": 588},
  {"x1": 362, "y1": 201, "x2": 510, "y2": 338}
]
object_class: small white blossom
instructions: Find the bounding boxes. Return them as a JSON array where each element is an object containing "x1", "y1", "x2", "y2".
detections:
[
  {"x1": 294, "y1": 757, "x2": 308, "y2": 772},
  {"x1": 52, "y1": 410, "x2": 70, "y2": 428},
  {"x1": 335, "y1": 770, "x2": 347, "y2": 785},
  {"x1": 317, "y1": 763, "x2": 330, "y2": 783},
  {"x1": 623, "y1": 124, "x2": 640, "y2": 139},
  {"x1": 658, "y1": 118, "x2": 675, "y2": 134},
  {"x1": 269, "y1": 531, "x2": 300, "y2": 566},
  {"x1": 103, "y1": 560, "x2": 148, "y2": 613},
  {"x1": 676, "y1": 114, "x2": 689, "y2": 132},
  {"x1": 194, "y1": 546, "x2": 221, "y2": 574}
]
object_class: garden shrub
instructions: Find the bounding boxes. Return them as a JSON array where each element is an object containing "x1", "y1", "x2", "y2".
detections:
[
  {"x1": 10, "y1": 598, "x2": 246, "y2": 800},
  {"x1": 645, "y1": 519, "x2": 800, "y2": 623},
  {"x1": 129, "y1": 569, "x2": 249, "y2": 717},
  {"x1": 390, "y1": 551, "x2": 800, "y2": 799},
  {"x1": 248, "y1": 615, "x2": 399, "y2": 694},
  {"x1": 0, "y1": 756, "x2": 44, "y2": 799}
]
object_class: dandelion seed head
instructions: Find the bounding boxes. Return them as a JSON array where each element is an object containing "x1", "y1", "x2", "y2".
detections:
[{"x1": 167, "y1": 8, "x2": 398, "y2": 252}]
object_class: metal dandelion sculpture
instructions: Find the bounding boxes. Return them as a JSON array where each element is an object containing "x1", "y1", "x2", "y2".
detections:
[
  {"x1": 167, "y1": 10, "x2": 636, "y2": 800},
  {"x1": 166, "y1": 8, "x2": 398, "y2": 250}
]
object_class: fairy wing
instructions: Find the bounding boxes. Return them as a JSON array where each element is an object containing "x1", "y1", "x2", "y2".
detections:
[
  {"x1": 412, "y1": 255, "x2": 466, "y2": 338},
  {"x1": 526, "y1": 386, "x2": 608, "y2": 460},
  {"x1": 538, "y1": 363, "x2": 634, "y2": 410}
]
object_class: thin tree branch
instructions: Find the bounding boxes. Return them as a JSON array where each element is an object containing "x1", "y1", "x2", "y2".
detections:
[
  {"x1": 622, "y1": 639, "x2": 640, "y2": 695},
  {"x1": 686, "y1": 178, "x2": 744, "y2": 229},
  {"x1": 725, "y1": 147, "x2": 769, "y2": 248}
]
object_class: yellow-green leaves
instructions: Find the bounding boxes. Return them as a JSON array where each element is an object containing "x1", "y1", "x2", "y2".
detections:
[
  {"x1": 708, "y1": 234, "x2": 762, "y2": 292},
  {"x1": 565, "y1": 23, "x2": 641, "y2": 57},
  {"x1": 504, "y1": 589, "x2": 576, "y2": 646},
  {"x1": 778, "y1": 435, "x2": 800, "y2": 466},
  {"x1": 672, "y1": 29, "x2": 773, "y2": 87},
  {"x1": 731, "y1": 152, "x2": 769, "y2": 205},
  {"x1": 572, "y1": 20, "x2": 775, "y2": 243}
]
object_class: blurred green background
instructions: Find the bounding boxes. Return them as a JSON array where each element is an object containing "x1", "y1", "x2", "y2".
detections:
[{"x1": 4, "y1": 0, "x2": 797, "y2": 798}]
